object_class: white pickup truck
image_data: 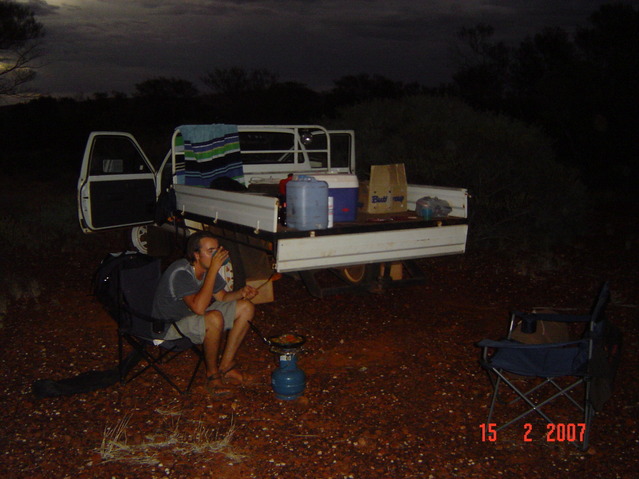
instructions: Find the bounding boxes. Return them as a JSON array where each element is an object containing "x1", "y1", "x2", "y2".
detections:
[{"x1": 77, "y1": 124, "x2": 468, "y2": 298}]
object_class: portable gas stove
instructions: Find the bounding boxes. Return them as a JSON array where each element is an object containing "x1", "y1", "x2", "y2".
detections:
[{"x1": 249, "y1": 323, "x2": 307, "y2": 400}]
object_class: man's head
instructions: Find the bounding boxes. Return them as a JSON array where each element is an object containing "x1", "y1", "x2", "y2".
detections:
[{"x1": 186, "y1": 231, "x2": 219, "y2": 265}]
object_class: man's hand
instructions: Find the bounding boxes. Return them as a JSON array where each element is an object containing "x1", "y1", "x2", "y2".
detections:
[
  {"x1": 211, "y1": 247, "x2": 230, "y2": 272},
  {"x1": 241, "y1": 285, "x2": 259, "y2": 301}
]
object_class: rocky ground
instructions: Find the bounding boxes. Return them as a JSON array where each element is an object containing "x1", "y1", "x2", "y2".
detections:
[{"x1": 1, "y1": 213, "x2": 637, "y2": 478}]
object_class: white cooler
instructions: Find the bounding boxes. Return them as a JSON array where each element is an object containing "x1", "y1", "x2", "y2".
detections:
[{"x1": 311, "y1": 174, "x2": 358, "y2": 223}]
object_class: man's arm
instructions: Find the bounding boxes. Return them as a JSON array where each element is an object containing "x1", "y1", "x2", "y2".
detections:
[
  {"x1": 213, "y1": 284, "x2": 259, "y2": 303},
  {"x1": 182, "y1": 254, "x2": 227, "y2": 315}
]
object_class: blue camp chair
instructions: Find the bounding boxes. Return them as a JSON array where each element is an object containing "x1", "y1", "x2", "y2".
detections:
[
  {"x1": 477, "y1": 281, "x2": 619, "y2": 450},
  {"x1": 95, "y1": 252, "x2": 204, "y2": 394}
]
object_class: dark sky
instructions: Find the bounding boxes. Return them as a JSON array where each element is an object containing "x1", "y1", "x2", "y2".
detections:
[{"x1": 23, "y1": 0, "x2": 615, "y2": 97}]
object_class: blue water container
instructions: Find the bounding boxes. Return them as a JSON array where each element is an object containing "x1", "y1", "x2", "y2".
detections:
[{"x1": 286, "y1": 175, "x2": 329, "y2": 230}]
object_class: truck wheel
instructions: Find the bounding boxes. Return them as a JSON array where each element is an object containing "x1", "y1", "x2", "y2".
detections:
[
  {"x1": 130, "y1": 225, "x2": 149, "y2": 254},
  {"x1": 338, "y1": 264, "x2": 380, "y2": 284},
  {"x1": 219, "y1": 240, "x2": 246, "y2": 291},
  {"x1": 220, "y1": 262, "x2": 235, "y2": 292}
]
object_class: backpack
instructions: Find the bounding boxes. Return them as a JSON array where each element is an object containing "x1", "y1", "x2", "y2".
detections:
[{"x1": 93, "y1": 251, "x2": 155, "y2": 313}]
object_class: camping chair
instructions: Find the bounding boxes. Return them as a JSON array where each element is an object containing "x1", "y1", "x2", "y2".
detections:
[
  {"x1": 477, "y1": 281, "x2": 619, "y2": 451},
  {"x1": 98, "y1": 253, "x2": 204, "y2": 394}
]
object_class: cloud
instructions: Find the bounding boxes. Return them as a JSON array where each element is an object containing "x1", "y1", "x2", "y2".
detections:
[
  {"x1": 26, "y1": 0, "x2": 614, "y2": 97},
  {"x1": 24, "y1": 0, "x2": 60, "y2": 16}
]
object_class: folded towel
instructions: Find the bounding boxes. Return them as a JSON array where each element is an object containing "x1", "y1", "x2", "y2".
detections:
[{"x1": 178, "y1": 124, "x2": 244, "y2": 187}]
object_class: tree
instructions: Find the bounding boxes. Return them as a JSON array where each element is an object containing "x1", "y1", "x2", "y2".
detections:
[
  {"x1": 330, "y1": 95, "x2": 587, "y2": 249},
  {"x1": 451, "y1": 4, "x2": 639, "y2": 193},
  {"x1": 0, "y1": 0, "x2": 44, "y2": 98},
  {"x1": 572, "y1": 3, "x2": 639, "y2": 190},
  {"x1": 509, "y1": 28, "x2": 576, "y2": 102},
  {"x1": 133, "y1": 77, "x2": 199, "y2": 99},
  {"x1": 451, "y1": 23, "x2": 511, "y2": 110},
  {"x1": 329, "y1": 74, "x2": 420, "y2": 103},
  {"x1": 201, "y1": 67, "x2": 279, "y2": 96}
]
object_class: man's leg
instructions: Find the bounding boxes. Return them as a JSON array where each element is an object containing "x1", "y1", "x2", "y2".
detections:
[
  {"x1": 219, "y1": 299, "x2": 255, "y2": 383},
  {"x1": 202, "y1": 310, "x2": 225, "y2": 383}
]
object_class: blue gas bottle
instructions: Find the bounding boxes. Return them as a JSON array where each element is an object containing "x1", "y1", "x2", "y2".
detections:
[
  {"x1": 286, "y1": 175, "x2": 329, "y2": 231},
  {"x1": 271, "y1": 353, "x2": 306, "y2": 400}
]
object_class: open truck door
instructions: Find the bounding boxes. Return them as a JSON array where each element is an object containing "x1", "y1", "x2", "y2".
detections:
[{"x1": 77, "y1": 132, "x2": 157, "y2": 234}]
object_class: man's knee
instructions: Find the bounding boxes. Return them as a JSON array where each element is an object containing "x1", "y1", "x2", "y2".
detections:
[
  {"x1": 236, "y1": 299, "x2": 255, "y2": 320},
  {"x1": 204, "y1": 310, "x2": 224, "y2": 331}
]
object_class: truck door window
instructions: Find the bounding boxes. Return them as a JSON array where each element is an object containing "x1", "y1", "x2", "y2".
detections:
[
  {"x1": 239, "y1": 132, "x2": 295, "y2": 164},
  {"x1": 306, "y1": 131, "x2": 328, "y2": 169},
  {"x1": 90, "y1": 136, "x2": 149, "y2": 175}
]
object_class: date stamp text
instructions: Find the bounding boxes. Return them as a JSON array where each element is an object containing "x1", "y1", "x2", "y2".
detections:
[{"x1": 480, "y1": 423, "x2": 586, "y2": 443}]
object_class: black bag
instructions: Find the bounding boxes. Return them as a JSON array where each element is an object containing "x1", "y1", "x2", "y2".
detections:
[
  {"x1": 32, "y1": 351, "x2": 142, "y2": 398},
  {"x1": 32, "y1": 253, "x2": 155, "y2": 398},
  {"x1": 154, "y1": 187, "x2": 177, "y2": 225},
  {"x1": 209, "y1": 177, "x2": 248, "y2": 192},
  {"x1": 93, "y1": 252, "x2": 155, "y2": 312}
]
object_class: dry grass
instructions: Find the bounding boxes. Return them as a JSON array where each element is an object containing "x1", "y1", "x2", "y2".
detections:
[{"x1": 98, "y1": 413, "x2": 246, "y2": 465}]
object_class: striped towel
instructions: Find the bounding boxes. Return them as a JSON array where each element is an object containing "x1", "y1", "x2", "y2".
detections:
[{"x1": 177, "y1": 124, "x2": 244, "y2": 187}]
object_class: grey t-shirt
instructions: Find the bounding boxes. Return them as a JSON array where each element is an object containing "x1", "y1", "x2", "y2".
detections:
[{"x1": 152, "y1": 258, "x2": 226, "y2": 320}]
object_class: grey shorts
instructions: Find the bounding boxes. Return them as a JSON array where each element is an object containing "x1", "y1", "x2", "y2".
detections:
[{"x1": 163, "y1": 300, "x2": 237, "y2": 344}]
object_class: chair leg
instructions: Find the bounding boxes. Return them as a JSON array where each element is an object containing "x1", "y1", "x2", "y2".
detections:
[
  {"x1": 185, "y1": 348, "x2": 204, "y2": 392},
  {"x1": 491, "y1": 369, "x2": 555, "y2": 431},
  {"x1": 118, "y1": 335, "x2": 126, "y2": 383},
  {"x1": 120, "y1": 337, "x2": 183, "y2": 394},
  {"x1": 487, "y1": 368, "x2": 593, "y2": 450},
  {"x1": 120, "y1": 336, "x2": 204, "y2": 394},
  {"x1": 509, "y1": 379, "x2": 553, "y2": 406},
  {"x1": 581, "y1": 381, "x2": 594, "y2": 451},
  {"x1": 486, "y1": 374, "x2": 501, "y2": 426},
  {"x1": 549, "y1": 378, "x2": 584, "y2": 411}
]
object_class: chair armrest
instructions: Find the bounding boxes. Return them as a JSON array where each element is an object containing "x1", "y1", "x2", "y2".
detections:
[
  {"x1": 120, "y1": 304, "x2": 182, "y2": 336},
  {"x1": 477, "y1": 338, "x2": 587, "y2": 350},
  {"x1": 121, "y1": 303, "x2": 178, "y2": 324},
  {"x1": 512, "y1": 311, "x2": 591, "y2": 323}
]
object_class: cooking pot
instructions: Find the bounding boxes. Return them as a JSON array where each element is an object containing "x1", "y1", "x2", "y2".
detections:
[{"x1": 249, "y1": 321, "x2": 306, "y2": 350}]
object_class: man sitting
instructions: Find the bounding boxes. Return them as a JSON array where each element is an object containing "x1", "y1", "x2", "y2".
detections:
[{"x1": 152, "y1": 231, "x2": 258, "y2": 396}]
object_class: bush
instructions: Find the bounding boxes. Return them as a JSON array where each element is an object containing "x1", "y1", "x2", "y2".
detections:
[
  {"x1": 0, "y1": 176, "x2": 86, "y2": 307},
  {"x1": 329, "y1": 95, "x2": 588, "y2": 250}
]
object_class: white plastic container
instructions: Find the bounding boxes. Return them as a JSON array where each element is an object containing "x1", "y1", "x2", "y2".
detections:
[{"x1": 286, "y1": 175, "x2": 329, "y2": 230}]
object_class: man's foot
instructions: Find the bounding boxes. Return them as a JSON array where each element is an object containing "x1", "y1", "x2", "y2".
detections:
[
  {"x1": 220, "y1": 363, "x2": 254, "y2": 386},
  {"x1": 206, "y1": 374, "x2": 233, "y2": 397}
]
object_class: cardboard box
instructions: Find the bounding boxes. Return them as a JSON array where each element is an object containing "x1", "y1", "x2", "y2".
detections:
[
  {"x1": 358, "y1": 163, "x2": 408, "y2": 213},
  {"x1": 311, "y1": 174, "x2": 358, "y2": 222},
  {"x1": 246, "y1": 278, "x2": 274, "y2": 304}
]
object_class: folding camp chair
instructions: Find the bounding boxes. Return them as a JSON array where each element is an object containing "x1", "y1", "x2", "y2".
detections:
[
  {"x1": 95, "y1": 252, "x2": 204, "y2": 394},
  {"x1": 477, "y1": 281, "x2": 618, "y2": 450}
]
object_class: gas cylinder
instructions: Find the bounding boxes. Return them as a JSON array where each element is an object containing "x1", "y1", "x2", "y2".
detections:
[{"x1": 271, "y1": 353, "x2": 306, "y2": 400}]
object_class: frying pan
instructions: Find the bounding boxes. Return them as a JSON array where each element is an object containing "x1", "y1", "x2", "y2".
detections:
[{"x1": 248, "y1": 320, "x2": 306, "y2": 350}]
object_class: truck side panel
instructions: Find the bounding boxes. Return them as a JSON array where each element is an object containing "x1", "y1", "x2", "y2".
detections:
[
  {"x1": 174, "y1": 184, "x2": 279, "y2": 233},
  {"x1": 275, "y1": 224, "x2": 468, "y2": 272}
]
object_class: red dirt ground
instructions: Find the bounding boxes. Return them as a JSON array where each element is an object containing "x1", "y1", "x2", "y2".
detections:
[{"x1": 1, "y1": 214, "x2": 637, "y2": 478}]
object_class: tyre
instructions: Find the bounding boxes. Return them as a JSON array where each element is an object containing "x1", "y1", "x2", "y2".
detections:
[
  {"x1": 337, "y1": 264, "x2": 380, "y2": 284},
  {"x1": 219, "y1": 240, "x2": 246, "y2": 291},
  {"x1": 130, "y1": 225, "x2": 149, "y2": 254}
]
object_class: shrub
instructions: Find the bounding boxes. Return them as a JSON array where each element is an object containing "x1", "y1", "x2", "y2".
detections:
[
  {"x1": 0, "y1": 176, "x2": 85, "y2": 305},
  {"x1": 329, "y1": 95, "x2": 587, "y2": 250}
]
